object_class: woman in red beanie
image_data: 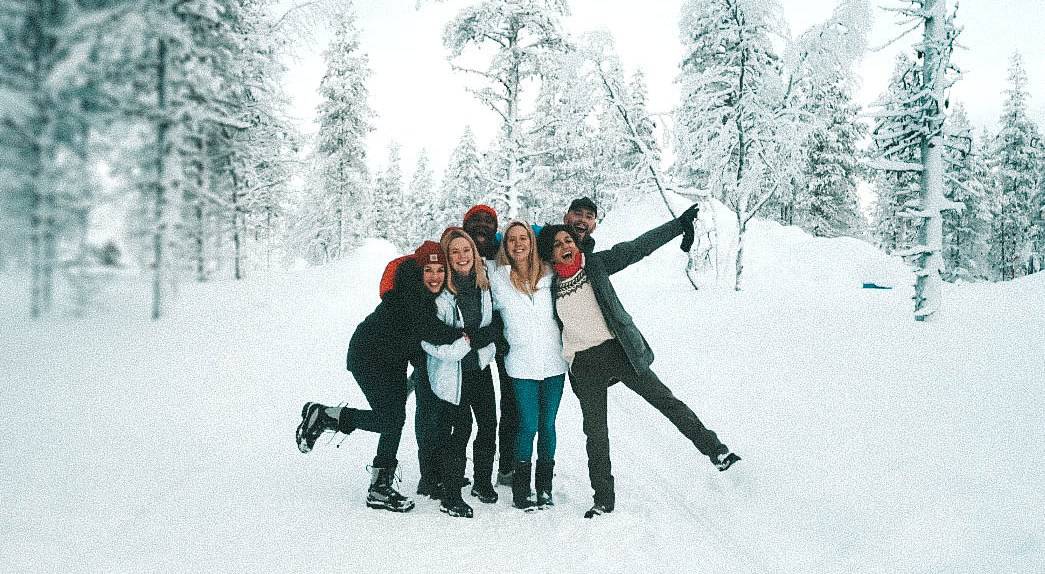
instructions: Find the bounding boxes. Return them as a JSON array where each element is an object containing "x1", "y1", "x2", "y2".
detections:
[{"x1": 295, "y1": 241, "x2": 460, "y2": 513}]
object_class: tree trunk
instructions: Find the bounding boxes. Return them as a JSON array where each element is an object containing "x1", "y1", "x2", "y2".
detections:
[
  {"x1": 231, "y1": 169, "x2": 242, "y2": 280},
  {"x1": 914, "y1": 0, "x2": 948, "y2": 321},
  {"x1": 734, "y1": 213, "x2": 746, "y2": 292},
  {"x1": 152, "y1": 38, "x2": 169, "y2": 321}
]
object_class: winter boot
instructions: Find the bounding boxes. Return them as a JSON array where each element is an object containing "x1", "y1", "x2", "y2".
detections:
[
  {"x1": 511, "y1": 461, "x2": 536, "y2": 511},
  {"x1": 296, "y1": 402, "x2": 339, "y2": 453},
  {"x1": 713, "y1": 451, "x2": 741, "y2": 472},
  {"x1": 439, "y1": 483, "x2": 474, "y2": 518},
  {"x1": 470, "y1": 481, "x2": 498, "y2": 504},
  {"x1": 496, "y1": 468, "x2": 514, "y2": 487},
  {"x1": 535, "y1": 459, "x2": 555, "y2": 507},
  {"x1": 583, "y1": 503, "x2": 614, "y2": 519},
  {"x1": 366, "y1": 461, "x2": 415, "y2": 513}
]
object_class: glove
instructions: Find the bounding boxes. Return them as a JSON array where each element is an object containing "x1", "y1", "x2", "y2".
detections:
[{"x1": 678, "y1": 203, "x2": 699, "y2": 252}]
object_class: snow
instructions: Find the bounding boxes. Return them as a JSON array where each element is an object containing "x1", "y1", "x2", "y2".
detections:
[{"x1": 2, "y1": 196, "x2": 1044, "y2": 573}]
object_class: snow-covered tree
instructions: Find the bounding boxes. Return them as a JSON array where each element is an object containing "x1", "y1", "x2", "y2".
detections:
[
  {"x1": 0, "y1": 0, "x2": 121, "y2": 317},
  {"x1": 439, "y1": 126, "x2": 485, "y2": 223},
  {"x1": 869, "y1": 54, "x2": 922, "y2": 254},
  {"x1": 941, "y1": 105, "x2": 991, "y2": 282},
  {"x1": 372, "y1": 143, "x2": 406, "y2": 248},
  {"x1": 868, "y1": 0, "x2": 960, "y2": 320},
  {"x1": 315, "y1": 14, "x2": 373, "y2": 258},
  {"x1": 988, "y1": 53, "x2": 1043, "y2": 281},
  {"x1": 443, "y1": 0, "x2": 571, "y2": 219},
  {"x1": 404, "y1": 148, "x2": 436, "y2": 247}
]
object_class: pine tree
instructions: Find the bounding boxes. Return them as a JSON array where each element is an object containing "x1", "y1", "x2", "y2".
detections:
[
  {"x1": 315, "y1": 14, "x2": 374, "y2": 258},
  {"x1": 372, "y1": 143, "x2": 405, "y2": 249},
  {"x1": 439, "y1": 126, "x2": 485, "y2": 224},
  {"x1": 405, "y1": 148, "x2": 436, "y2": 247},
  {"x1": 989, "y1": 53, "x2": 1043, "y2": 280},
  {"x1": 941, "y1": 104, "x2": 991, "y2": 282}
]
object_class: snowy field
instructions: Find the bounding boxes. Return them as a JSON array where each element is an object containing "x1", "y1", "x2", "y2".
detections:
[{"x1": 2, "y1": 196, "x2": 1043, "y2": 573}]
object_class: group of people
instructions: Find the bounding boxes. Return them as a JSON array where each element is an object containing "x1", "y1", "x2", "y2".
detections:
[{"x1": 295, "y1": 197, "x2": 741, "y2": 519}]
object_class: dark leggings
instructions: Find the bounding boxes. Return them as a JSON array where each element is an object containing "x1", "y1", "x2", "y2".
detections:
[
  {"x1": 438, "y1": 367, "x2": 497, "y2": 488},
  {"x1": 347, "y1": 353, "x2": 409, "y2": 469}
]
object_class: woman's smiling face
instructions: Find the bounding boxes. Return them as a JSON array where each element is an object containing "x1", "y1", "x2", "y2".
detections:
[{"x1": 448, "y1": 236, "x2": 474, "y2": 275}]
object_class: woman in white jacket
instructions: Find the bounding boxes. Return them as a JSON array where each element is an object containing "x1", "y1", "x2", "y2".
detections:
[
  {"x1": 422, "y1": 227, "x2": 499, "y2": 518},
  {"x1": 489, "y1": 221, "x2": 568, "y2": 510}
]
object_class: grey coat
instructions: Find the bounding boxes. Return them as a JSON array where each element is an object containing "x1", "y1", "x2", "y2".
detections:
[{"x1": 551, "y1": 218, "x2": 685, "y2": 375}]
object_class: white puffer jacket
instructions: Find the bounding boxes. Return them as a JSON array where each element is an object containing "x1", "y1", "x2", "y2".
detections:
[
  {"x1": 422, "y1": 288, "x2": 496, "y2": 405},
  {"x1": 488, "y1": 264, "x2": 568, "y2": 380}
]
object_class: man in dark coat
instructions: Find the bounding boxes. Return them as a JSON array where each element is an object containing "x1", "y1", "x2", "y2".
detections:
[{"x1": 536, "y1": 204, "x2": 740, "y2": 518}]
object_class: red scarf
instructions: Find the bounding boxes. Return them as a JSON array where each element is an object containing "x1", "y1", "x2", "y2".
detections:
[{"x1": 553, "y1": 253, "x2": 584, "y2": 279}]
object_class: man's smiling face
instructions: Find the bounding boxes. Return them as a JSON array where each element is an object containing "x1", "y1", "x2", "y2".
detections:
[
  {"x1": 463, "y1": 212, "x2": 498, "y2": 258},
  {"x1": 563, "y1": 207, "x2": 596, "y2": 244}
]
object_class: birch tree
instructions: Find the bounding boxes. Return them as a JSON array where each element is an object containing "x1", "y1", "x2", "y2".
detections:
[{"x1": 443, "y1": 0, "x2": 570, "y2": 219}]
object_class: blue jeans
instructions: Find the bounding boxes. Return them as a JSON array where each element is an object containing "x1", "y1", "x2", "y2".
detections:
[{"x1": 513, "y1": 374, "x2": 566, "y2": 463}]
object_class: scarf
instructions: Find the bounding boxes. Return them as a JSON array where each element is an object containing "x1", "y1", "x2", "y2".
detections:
[{"x1": 553, "y1": 253, "x2": 584, "y2": 279}]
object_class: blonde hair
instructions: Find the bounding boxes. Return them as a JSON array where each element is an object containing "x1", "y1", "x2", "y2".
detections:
[
  {"x1": 440, "y1": 227, "x2": 490, "y2": 294},
  {"x1": 496, "y1": 221, "x2": 546, "y2": 295}
]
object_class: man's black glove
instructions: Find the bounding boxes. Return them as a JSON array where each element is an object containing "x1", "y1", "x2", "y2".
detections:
[{"x1": 678, "y1": 203, "x2": 699, "y2": 252}]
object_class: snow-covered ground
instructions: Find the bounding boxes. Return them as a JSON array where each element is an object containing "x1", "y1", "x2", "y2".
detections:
[{"x1": 2, "y1": 196, "x2": 1043, "y2": 573}]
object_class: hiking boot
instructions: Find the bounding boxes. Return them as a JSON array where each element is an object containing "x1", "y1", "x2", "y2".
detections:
[
  {"x1": 366, "y1": 462, "x2": 415, "y2": 513},
  {"x1": 583, "y1": 503, "x2": 613, "y2": 518},
  {"x1": 470, "y1": 482, "x2": 498, "y2": 504},
  {"x1": 295, "y1": 402, "x2": 337, "y2": 453},
  {"x1": 713, "y1": 451, "x2": 741, "y2": 472}
]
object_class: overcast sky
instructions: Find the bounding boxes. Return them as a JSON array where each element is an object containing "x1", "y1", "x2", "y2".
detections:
[{"x1": 281, "y1": 0, "x2": 1045, "y2": 183}]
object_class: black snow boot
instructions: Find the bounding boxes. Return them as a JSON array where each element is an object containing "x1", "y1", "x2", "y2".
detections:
[
  {"x1": 439, "y1": 483, "x2": 474, "y2": 518},
  {"x1": 296, "y1": 402, "x2": 339, "y2": 453},
  {"x1": 416, "y1": 475, "x2": 441, "y2": 499},
  {"x1": 366, "y1": 461, "x2": 415, "y2": 513},
  {"x1": 511, "y1": 461, "x2": 536, "y2": 511},
  {"x1": 496, "y1": 468, "x2": 514, "y2": 487},
  {"x1": 535, "y1": 459, "x2": 555, "y2": 507},
  {"x1": 470, "y1": 481, "x2": 498, "y2": 504},
  {"x1": 583, "y1": 503, "x2": 614, "y2": 519},
  {"x1": 713, "y1": 451, "x2": 741, "y2": 472}
]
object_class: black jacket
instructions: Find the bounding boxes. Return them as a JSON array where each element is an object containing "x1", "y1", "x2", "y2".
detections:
[{"x1": 348, "y1": 259, "x2": 461, "y2": 371}]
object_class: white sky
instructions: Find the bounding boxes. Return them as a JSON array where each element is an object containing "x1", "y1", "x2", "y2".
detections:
[{"x1": 281, "y1": 0, "x2": 1045, "y2": 183}]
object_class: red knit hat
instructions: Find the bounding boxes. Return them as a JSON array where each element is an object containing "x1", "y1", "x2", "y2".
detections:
[
  {"x1": 414, "y1": 240, "x2": 446, "y2": 267},
  {"x1": 463, "y1": 204, "x2": 498, "y2": 226}
]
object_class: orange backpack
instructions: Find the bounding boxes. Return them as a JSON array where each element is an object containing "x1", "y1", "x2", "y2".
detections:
[{"x1": 379, "y1": 254, "x2": 414, "y2": 299}]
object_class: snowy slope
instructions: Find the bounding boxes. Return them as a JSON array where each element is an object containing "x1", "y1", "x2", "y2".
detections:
[{"x1": 2, "y1": 197, "x2": 1043, "y2": 573}]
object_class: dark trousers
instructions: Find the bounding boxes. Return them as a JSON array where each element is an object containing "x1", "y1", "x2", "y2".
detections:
[
  {"x1": 495, "y1": 354, "x2": 518, "y2": 474},
  {"x1": 414, "y1": 368, "x2": 441, "y2": 484},
  {"x1": 437, "y1": 367, "x2": 497, "y2": 488},
  {"x1": 569, "y1": 339, "x2": 726, "y2": 508},
  {"x1": 347, "y1": 355, "x2": 409, "y2": 469}
]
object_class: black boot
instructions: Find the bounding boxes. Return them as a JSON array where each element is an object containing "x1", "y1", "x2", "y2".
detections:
[
  {"x1": 366, "y1": 461, "x2": 415, "y2": 512},
  {"x1": 470, "y1": 481, "x2": 498, "y2": 504},
  {"x1": 535, "y1": 459, "x2": 555, "y2": 507},
  {"x1": 511, "y1": 461, "x2": 535, "y2": 511},
  {"x1": 439, "y1": 482, "x2": 473, "y2": 518}
]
